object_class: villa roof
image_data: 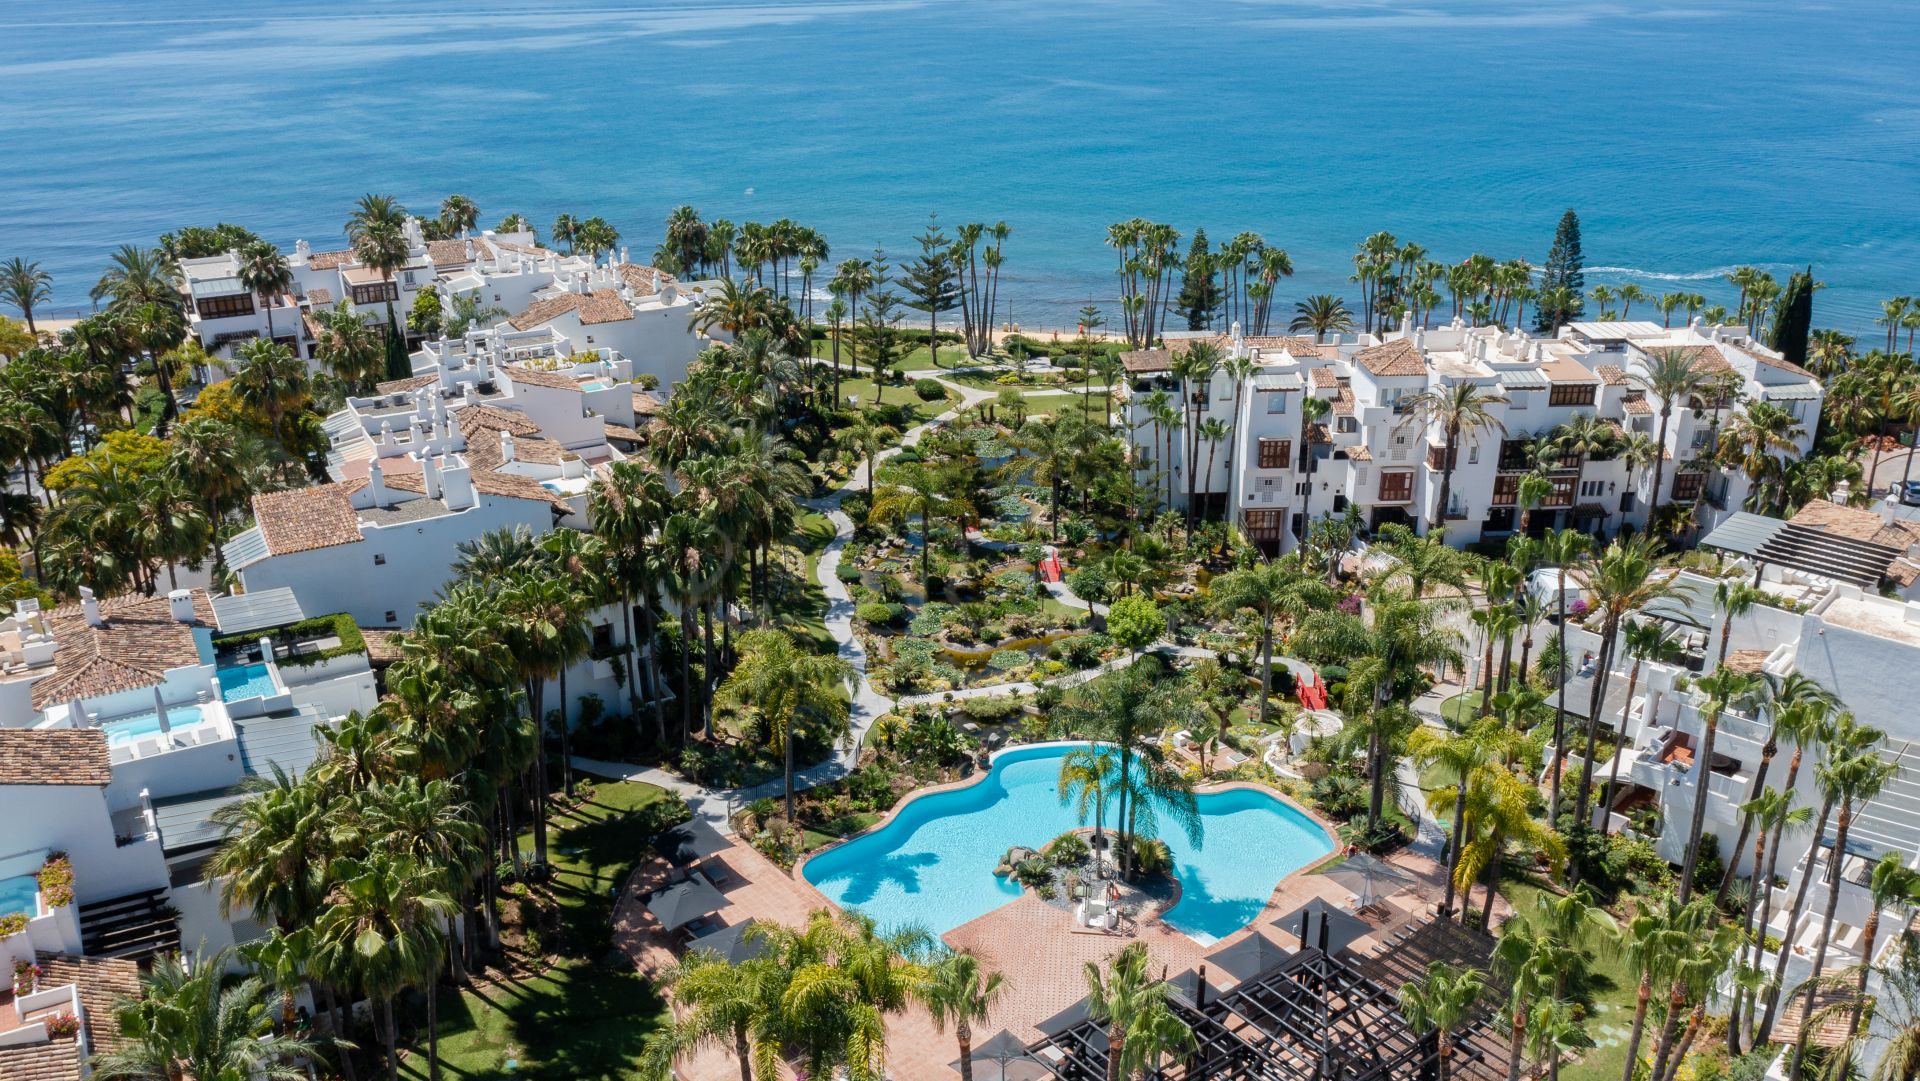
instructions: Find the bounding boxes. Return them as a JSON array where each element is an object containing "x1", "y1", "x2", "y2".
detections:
[
  {"x1": 1789, "y1": 499, "x2": 1920, "y2": 550},
  {"x1": 1725, "y1": 649, "x2": 1771, "y2": 674},
  {"x1": 1540, "y1": 356, "x2": 1599, "y2": 383},
  {"x1": 251, "y1": 484, "x2": 365, "y2": 557},
  {"x1": 618, "y1": 263, "x2": 672, "y2": 297},
  {"x1": 1119, "y1": 348, "x2": 1172, "y2": 374},
  {"x1": 633, "y1": 390, "x2": 666, "y2": 416},
  {"x1": 305, "y1": 286, "x2": 334, "y2": 306},
  {"x1": 0, "y1": 953, "x2": 142, "y2": 1081},
  {"x1": 379, "y1": 467, "x2": 572, "y2": 514},
  {"x1": 358, "y1": 627, "x2": 405, "y2": 664},
  {"x1": 507, "y1": 289, "x2": 633, "y2": 331},
  {"x1": 0, "y1": 729, "x2": 112, "y2": 785},
  {"x1": 1595, "y1": 364, "x2": 1628, "y2": 386},
  {"x1": 604, "y1": 422, "x2": 649, "y2": 443},
  {"x1": 375, "y1": 373, "x2": 437, "y2": 395},
  {"x1": 31, "y1": 593, "x2": 218, "y2": 710},
  {"x1": 464, "y1": 429, "x2": 570, "y2": 470},
  {"x1": 1624, "y1": 396, "x2": 1653, "y2": 415},
  {"x1": 306, "y1": 248, "x2": 354, "y2": 270},
  {"x1": 456, "y1": 403, "x2": 542, "y2": 439},
  {"x1": 1332, "y1": 386, "x2": 1357, "y2": 416},
  {"x1": 1344, "y1": 443, "x2": 1372, "y2": 461},
  {"x1": 1310, "y1": 367, "x2": 1338, "y2": 388},
  {"x1": 1354, "y1": 338, "x2": 1425, "y2": 378},
  {"x1": 1679, "y1": 344, "x2": 1733, "y2": 375},
  {"x1": 425, "y1": 237, "x2": 497, "y2": 268},
  {"x1": 503, "y1": 364, "x2": 587, "y2": 392}
]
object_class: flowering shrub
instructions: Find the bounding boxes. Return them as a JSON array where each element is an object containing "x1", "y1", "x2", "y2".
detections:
[
  {"x1": 1336, "y1": 593, "x2": 1363, "y2": 615},
  {"x1": 0, "y1": 913, "x2": 26, "y2": 939},
  {"x1": 37, "y1": 856, "x2": 74, "y2": 908},
  {"x1": 12, "y1": 959, "x2": 37, "y2": 996},
  {"x1": 1569, "y1": 598, "x2": 1591, "y2": 619},
  {"x1": 44, "y1": 1011, "x2": 79, "y2": 1038}
]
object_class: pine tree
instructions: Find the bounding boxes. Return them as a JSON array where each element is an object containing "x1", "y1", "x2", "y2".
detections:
[
  {"x1": 1174, "y1": 228, "x2": 1222, "y2": 331},
  {"x1": 902, "y1": 215, "x2": 961, "y2": 366},
  {"x1": 1767, "y1": 266, "x2": 1814, "y2": 369},
  {"x1": 1535, "y1": 208, "x2": 1585, "y2": 332}
]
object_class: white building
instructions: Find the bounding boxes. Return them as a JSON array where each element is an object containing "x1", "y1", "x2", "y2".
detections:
[{"x1": 1118, "y1": 318, "x2": 1823, "y2": 557}]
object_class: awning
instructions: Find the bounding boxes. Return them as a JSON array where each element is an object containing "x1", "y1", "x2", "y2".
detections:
[
  {"x1": 210, "y1": 588, "x2": 306, "y2": 635},
  {"x1": 1763, "y1": 382, "x2": 1822, "y2": 401},
  {"x1": 1252, "y1": 371, "x2": 1302, "y2": 391},
  {"x1": 1572, "y1": 503, "x2": 1609, "y2": 519},
  {"x1": 1699, "y1": 512, "x2": 1788, "y2": 558},
  {"x1": 1498, "y1": 367, "x2": 1550, "y2": 389}
]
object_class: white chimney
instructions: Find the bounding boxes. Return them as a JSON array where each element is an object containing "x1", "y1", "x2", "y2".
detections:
[
  {"x1": 1413, "y1": 328, "x2": 1426, "y2": 351},
  {"x1": 462, "y1": 383, "x2": 477, "y2": 407},
  {"x1": 79, "y1": 586, "x2": 102, "y2": 628},
  {"x1": 1883, "y1": 497, "x2": 1899, "y2": 528},
  {"x1": 618, "y1": 246, "x2": 629, "y2": 266},
  {"x1": 499, "y1": 429, "x2": 516, "y2": 464},
  {"x1": 408, "y1": 415, "x2": 425, "y2": 447},
  {"x1": 422, "y1": 454, "x2": 443, "y2": 500},
  {"x1": 367, "y1": 458, "x2": 390, "y2": 507},
  {"x1": 440, "y1": 456, "x2": 476, "y2": 511},
  {"x1": 1400, "y1": 311, "x2": 1414, "y2": 338},
  {"x1": 166, "y1": 589, "x2": 195, "y2": 624}
]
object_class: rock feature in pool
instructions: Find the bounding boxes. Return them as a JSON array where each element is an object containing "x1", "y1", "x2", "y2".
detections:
[{"x1": 800, "y1": 743, "x2": 1333, "y2": 944}]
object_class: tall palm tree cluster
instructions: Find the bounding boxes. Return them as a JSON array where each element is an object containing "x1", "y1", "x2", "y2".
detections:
[
  {"x1": 1351, "y1": 233, "x2": 1535, "y2": 335},
  {"x1": 1107, "y1": 221, "x2": 1297, "y2": 345}
]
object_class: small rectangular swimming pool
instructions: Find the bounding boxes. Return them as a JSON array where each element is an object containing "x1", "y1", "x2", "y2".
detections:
[
  {"x1": 0, "y1": 873, "x2": 38, "y2": 920},
  {"x1": 102, "y1": 704, "x2": 207, "y2": 745},
  {"x1": 580, "y1": 379, "x2": 611, "y2": 391},
  {"x1": 217, "y1": 662, "x2": 276, "y2": 702}
]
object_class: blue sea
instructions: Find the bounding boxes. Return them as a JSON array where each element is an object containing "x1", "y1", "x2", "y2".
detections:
[{"x1": 3, "y1": 0, "x2": 1916, "y2": 333}]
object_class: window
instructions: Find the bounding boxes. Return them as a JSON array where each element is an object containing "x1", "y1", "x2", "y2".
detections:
[
  {"x1": 1243, "y1": 510, "x2": 1285, "y2": 543},
  {"x1": 1468, "y1": 444, "x2": 1479, "y2": 465},
  {"x1": 1549, "y1": 383, "x2": 1597, "y2": 407},
  {"x1": 1258, "y1": 438, "x2": 1292, "y2": 469},
  {"x1": 1190, "y1": 382, "x2": 1211, "y2": 409},
  {"x1": 591, "y1": 623, "x2": 615, "y2": 658},
  {"x1": 351, "y1": 282, "x2": 399, "y2": 305},
  {"x1": 1499, "y1": 439, "x2": 1534, "y2": 471},
  {"x1": 1509, "y1": 390, "x2": 1529, "y2": 411},
  {"x1": 1491, "y1": 475, "x2": 1520, "y2": 506},
  {"x1": 1378, "y1": 471, "x2": 1413, "y2": 502},
  {"x1": 373, "y1": 553, "x2": 386, "y2": 566},
  {"x1": 383, "y1": 610, "x2": 397, "y2": 624},
  {"x1": 1337, "y1": 416, "x2": 1357, "y2": 434},
  {"x1": 195, "y1": 293, "x2": 254, "y2": 320},
  {"x1": 1426, "y1": 444, "x2": 1454, "y2": 472},
  {"x1": 1545, "y1": 476, "x2": 1575, "y2": 507},
  {"x1": 1671, "y1": 472, "x2": 1704, "y2": 501},
  {"x1": 1296, "y1": 481, "x2": 1311, "y2": 496},
  {"x1": 1265, "y1": 392, "x2": 1288, "y2": 414},
  {"x1": 1580, "y1": 480, "x2": 1606, "y2": 498}
]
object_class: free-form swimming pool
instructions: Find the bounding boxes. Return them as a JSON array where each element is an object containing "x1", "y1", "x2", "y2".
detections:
[
  {"x1": 217, "y1": 662, "x2": 276, "y2": 702},
  {"x1": 102, "y1": 704, "x2": 207, "y2": 745},
  {"x1": 0, "y1": 873, "x2": 39, "y2": 920},
  {"x1": 801, "y1": 743, "x2": 1333, "y2": 943}
]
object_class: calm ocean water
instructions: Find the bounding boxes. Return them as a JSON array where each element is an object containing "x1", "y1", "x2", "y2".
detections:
[{"x1": 3, "y1": 0, "x2": 1916, "y2": 333}]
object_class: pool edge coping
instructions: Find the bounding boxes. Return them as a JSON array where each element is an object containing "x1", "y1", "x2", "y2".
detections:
[{"x1": 792, "y1": 739, "x2": 1344, "y2": 929}]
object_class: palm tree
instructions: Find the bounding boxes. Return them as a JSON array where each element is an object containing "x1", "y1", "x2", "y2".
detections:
[
  {"x1": 1597, "y1": 619, "x2": 1682, "y2": 834},
  {"x1": 91, "y1": 946, "x2": 323, "y2": 1081},
  {"x1": 1396, "y1": 381, "x2": 1507, "y2": 534},
  {"x1": 229, "y1": 337, "x2": 309, "y2": 445},
  {"x1": 1730, "y1": 785, "x2": 1810, "y2": 1048},
  {"x1": 1208, "y1": 560, "x2": 1334, "y2": 728},
  {"x1": 753, "y1": 909, "x2": 930, "y2": 1080},
  {"x1": 1, "y1": 256, "x2": 52, "y2": 334},
  {"x1": 721, "y1": 628, "x2": 853, "y2": 819},
  {"x1": 311, "y1": 299, "x2": 384, "y2": 394},
  {"x1": 1492, "y1": 917, "x2": 1564, "y2": 1081},
  {"x1": 1629, "y1": 348, "x2": 1708, "y2": 522},
  {"x1": 1786, "y1": 736, "x2": 1898, "y2": 1081},
  {"x1": 870, "y1": 461, "x2": 960, "y2": 581},
  {"x1": 1618, "y1": 896, "x2": 1713, "y2": 1081},
  {"x1": 314, "y1": 852, "x2": 457, "y2": 1081},
  {"x1": 1814, "y1": 942, "x2": 1920, "y2": 1081},
  {"x1": 1647, "y1": 920, "x2": 1742, "y2": 1081},
  {"x1": 1880, "y1": 296, "x2": 1912, "y2": 354},
  {"x1": 344, "y1": 194, "x2": 412, "y2": 356},
  {"x1": 1296, "y1": 394, "x2": 1332, "y2": 560},
  {"x1": 118, "y1": 299, "x2": 189, "y2": 435},
  {"x1": 1848, "y1": 851, "x2": 1920, "y2": 1035},
  {"x1": 439, "y1": 193, "x2": 479, "y2": 234},
  {"x1": 919, "y1": 950, "x2": 1008, "y2": 1081},
  {"x1": 1084, "y1": 942, "x2": 1190, "y2": 1081},
  {"x1": 1408, "y1": 719, "x2": 1515, "y2": 920},
  {"x1": 207, "y1": 765, "x2": 335, "y2": 932},
  {"x1": 1397, "y1": 962, "x2": 1487, "y2": 1081},
  {"x1": 497, "y1": 568, "x2": 592, "y2": 865},
  {"x1": 1051, "y1": 658, "x2": 1191, "y2": 879},
  {"x1": 1058, "y1": 743, "x2": 1121, "y2": 876},
  {"x1": 1432, "y1": 761, "x2": 1563, "y2": 928},
  {"x1": 643, "y1": 947, "x2": 779, "y2": 1081},
  {"x1": 237, "y1": 240, "x2": 294, "y2": 344},
  {"x1": 1675, "y1": 665, "x2": 1762, "y2": 904}
]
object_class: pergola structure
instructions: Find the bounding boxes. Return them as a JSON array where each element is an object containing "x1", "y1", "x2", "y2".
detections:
[{"x1": 1030, "y1": 918, "x2": 1511, "y2": 1081}]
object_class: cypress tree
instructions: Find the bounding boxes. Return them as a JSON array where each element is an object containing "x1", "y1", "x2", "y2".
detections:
[
  {"x1": 1174, "y1": 228, "x2": 1221, "y2": 331},
  {"x1": 1767, "y1": 266, "x2": 1814, "y2": 369},
  {"x1": 1536, "y1": 208, "x2": 1585, "y2": 331},
  {"x1": 384, "y1": 311, "x2": 412, "y2": 381}
]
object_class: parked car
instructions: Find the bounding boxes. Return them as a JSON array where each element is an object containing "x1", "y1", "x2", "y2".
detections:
[{"x1": 1901, "y1": 480, "x2": 1920, "y2": 507}]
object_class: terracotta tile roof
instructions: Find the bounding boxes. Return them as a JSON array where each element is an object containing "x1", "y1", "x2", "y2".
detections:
[
  {"x1": 1624, "y1": 396, "x2": 1653, "y2": 416},
  {"x1": 456, "y1": 403, "x2": 543, "y2": 439},
  {"x1": 307, "y1": 248, "x2": 354, "y2": 270},
  {"x1": 1310, "y1": 368, "x2": 1338, "y2": 388},
  {"x1": 1345, "y1": 444, "x2": 1372, "y2": 461},
  {"x1": 31, "y1": 593, "x2": 218, "y2": 711},
  {"x1": 425, "y1": 238, "x2": 488, "y2": 267},
  {"x1": 305, "y1": 287, "x2": 333, "y2": 306},
  {"x1": 504, "y1": 364, "x2": 586, "y2": 392},
  {"x1": 1789, "y1": 499, "x2": 1920, "y2": 550},
  {"x1": 1595, "y1": 364, "x2": 1628, "y2": 386},
  {"x1": 618, "y1": 263, "x2": 673, "y2": 297},
  {"x1": 1332, "y1": 386, "x2": 1357, "y2": 416},
  {"x1": 252, "y1": 484, "x2": 364, "y2": 557},
  {"x1": 507, "y1": 289, "x2": 633, "y2": 331},
  {"x1": 1308, "y1": 422, "x2": 1332, "y2": 443},
  {"x1": 40, "y1": 953, "x2": 140, "y2": 1057},
  {"x1": 0, "y1": 1039, "x2": 83, "y2": 1081},
  {"x1": 1354, "y1": 338, "x2": 1425, "y2": 377},
  {"x1": 1679, "y1": 344, "x2": 1733, "y2": 374},
  {"x1": 1540, "y1": 356, "x2": 1599, "y2": 383},
  {"x1": 0, "y1": 729, "x2": 111, "y2": 785},
  {"x1": 464, "y1": 428, "x2": 570, "y2": 470},
  {"x1": 492, "y1": 240, "x2": 555, "y2": 261},
  {"x1": 1725, "y1": 648, "x2": 1771, "y2": 674},
  {"x1": 1119, "y1": 348, "x2": 1172, "y2": 374},
  {"x1": 374, "y1": 373, "x2": 437, "y2": 395},
  {"x1": 632, "y1": 390, "x2": 665, "y2": 417},
  {"x1": 604, "y1": 422, "x2": 649, "y2": 443},
  {"x1": 381, "y1": 467, "x2": 571, "y2": 513},
  {"x1": 1890, "y1": 558, "x2": 1920, "y2": 588}
]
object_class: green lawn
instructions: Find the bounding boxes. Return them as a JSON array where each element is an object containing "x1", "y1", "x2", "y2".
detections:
[
  {"x1": 811, "y1": 340, "x2": 971, "y2": 373},
  {"x1": 773, "y1": 512, "x2": 838, "y2": 654},
  {"x1": 802, "y1": 811, "x2": 883, "y2": 851},
  {"x1": 828, "y1": 375, "x2": 953, "y2": 422},
  {"x1": 1490, "y1": 874, "x2": 1639, "y2": 1081},
  {"x1": 1440, "y1": 691, "x2": 1485, "y2": 727},
  {"x1": 403, "y1": 780, "x2": 675, "y2": 1081}
]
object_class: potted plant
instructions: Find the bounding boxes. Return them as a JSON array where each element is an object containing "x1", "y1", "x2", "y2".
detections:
[{"x1": 13, "y1": 959, "x2": 39, "y2": 997}]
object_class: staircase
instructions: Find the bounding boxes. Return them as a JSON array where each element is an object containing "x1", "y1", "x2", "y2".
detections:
[
  {"x1": 79, "y1": 888, "x2": 180, "y2": 961},
  {"x1": 1755, "y1": 525, "x2": 1896, "y2": 588}
]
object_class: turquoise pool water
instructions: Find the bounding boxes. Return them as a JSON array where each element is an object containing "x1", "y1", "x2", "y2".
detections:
[
  {"x1": 217, "y1": 662, "x2": 275, "y2": 702},
  {"x1": 0, "y1": 874, "x2": 38, "y2": 919},
  {"x1": 580, "y1": 380, "x2": 611, "y2": 391},
  {"x1": 802, "y1": 743, "x2": 1332, "y2": 944},
  {"x1": 102, "y1": 704, "x2": 206, "y2": 745}
]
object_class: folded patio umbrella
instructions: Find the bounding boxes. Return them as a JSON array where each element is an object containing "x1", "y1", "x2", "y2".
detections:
[
  {"x1": 1272, "y1": 896, "x2": 1373, "y2": 956},
  {"x1": 950, "y1": 1028, "x2": 1052, "y2": 1081},
  {"x1": 656, "y1": 818, "x2": 730, "y2": 867},
  {"x1": 685, "y1": 918, "x2": 768, "y2": 965},
  {"x1": 645, "y1": 875, "x2": 728, "y2": 931},
  {"x1": 1319, "y1": 852, "x2": 1417, "y2": 910},
  {"x1": 1203, "y1": 932, "x2": 1294, "y2": 982}
]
